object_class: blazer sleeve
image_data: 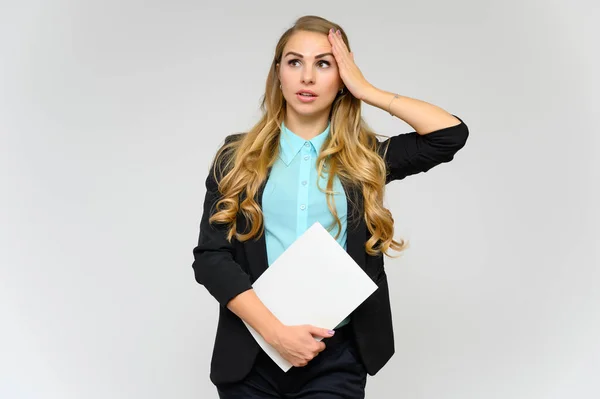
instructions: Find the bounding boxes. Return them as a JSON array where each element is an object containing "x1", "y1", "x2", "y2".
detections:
[
  {"x1": 377, "y1": 114, "x2": 469, "y2": 183},
  {"x1": 192, "y1": 134, "x2": 252, "y2": 308}
]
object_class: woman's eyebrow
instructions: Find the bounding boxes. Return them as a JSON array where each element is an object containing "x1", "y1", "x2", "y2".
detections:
[{"x1": 283, "y1": 51, "x2": 334, "y2": 59}]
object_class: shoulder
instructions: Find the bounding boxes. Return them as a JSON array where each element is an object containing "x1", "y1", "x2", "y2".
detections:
[
  {"x1": 214, "y1": 133, "x2": 247, "y2": 162},
  {"x1": 205, "y1": 133, "x2": 246, "y2": 189},
  {"x1": 224, "y1": 132, "x2": 247, "y2": 144}
]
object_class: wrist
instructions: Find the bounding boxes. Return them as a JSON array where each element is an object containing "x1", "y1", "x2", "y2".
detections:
[
  {"x1": 360, "y1": 84, "x2": 381, "y2": 104},
  {"x1": 260, "y1": 320, "x2": 285, "y2": 346}
]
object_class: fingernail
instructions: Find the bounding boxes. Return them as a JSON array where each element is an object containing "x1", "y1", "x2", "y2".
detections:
[
  {"x1": 328, "y1": 330, "x2": 335, "y2": 335},
  {"x1": 330, "y1": 28, "x2": 334, "y2": 33},
  {"x1": 336, "y1": 29, "x2": 341, "y2": 35}
]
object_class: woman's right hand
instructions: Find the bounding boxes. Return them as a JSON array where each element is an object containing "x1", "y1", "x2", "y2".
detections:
[{"x1": 267, "y1": 324, "x2": 335, "y2": 367}]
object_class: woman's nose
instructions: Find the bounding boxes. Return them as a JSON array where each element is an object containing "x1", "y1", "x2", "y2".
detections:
[{"x1": 301, "y1": 68, "x2": 315, "y2": 84}]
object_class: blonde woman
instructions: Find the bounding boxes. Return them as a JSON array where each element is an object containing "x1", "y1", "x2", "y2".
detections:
[{"x1": 192, "y1": 15, "x2": 469, "y2": 399}]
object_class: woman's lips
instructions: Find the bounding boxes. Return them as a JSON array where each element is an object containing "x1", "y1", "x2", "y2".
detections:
[{"x1": 296, "y1": 93, "x2": 318, "y2": 103}]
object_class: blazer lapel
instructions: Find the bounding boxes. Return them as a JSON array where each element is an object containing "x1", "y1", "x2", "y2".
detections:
[
  {"x1": 343, "y1": 182, "x2": 367, "y2": 270},
  {"x1": 243, "y1": 172, "x2": 271, "y2": 282},
  {"x1": 244, "y1": 169, "x2": 366, "y2": 282}
]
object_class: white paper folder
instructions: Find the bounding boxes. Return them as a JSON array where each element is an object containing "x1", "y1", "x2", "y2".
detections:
[{"x1": 242, "y1": 221, "x2": 378, "y2": 372}]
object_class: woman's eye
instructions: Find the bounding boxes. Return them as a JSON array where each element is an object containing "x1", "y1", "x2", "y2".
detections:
[{"x1": 287, "y1": 59, "x2": 330, "y2": 68}]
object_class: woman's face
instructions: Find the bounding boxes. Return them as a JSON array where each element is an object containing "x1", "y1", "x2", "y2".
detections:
[{"x1": 277, "y1": 30, "x2": 343, "y2": 118}]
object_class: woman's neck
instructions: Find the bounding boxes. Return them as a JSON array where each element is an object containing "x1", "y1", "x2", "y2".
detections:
[{"x1": 283, "y1": 111, "x2": 330, "y2": 140}]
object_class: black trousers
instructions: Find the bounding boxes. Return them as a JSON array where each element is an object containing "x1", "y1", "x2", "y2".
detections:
[{"x1": 216, "y1": 323, "x2": 368, "y2": 398}]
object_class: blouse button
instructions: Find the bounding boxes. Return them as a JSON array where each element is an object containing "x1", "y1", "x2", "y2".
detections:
[{"x1": 300, "y1": 204, "x2": 306, "y2": 210}]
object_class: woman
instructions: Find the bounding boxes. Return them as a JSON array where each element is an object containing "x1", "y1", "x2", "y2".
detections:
[{"x1": 192, "y1": 15, "x2": 469, "y2": 398}]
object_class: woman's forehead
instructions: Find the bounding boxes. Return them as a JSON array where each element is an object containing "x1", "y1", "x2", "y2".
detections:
[{"x1": 284, "y1": 31, "x2": 331, "y2": 55}]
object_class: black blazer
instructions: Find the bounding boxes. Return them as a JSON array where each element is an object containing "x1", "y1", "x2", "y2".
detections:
[{"x1": 192, "y1": 115, "x2": 469, "y2": 386}]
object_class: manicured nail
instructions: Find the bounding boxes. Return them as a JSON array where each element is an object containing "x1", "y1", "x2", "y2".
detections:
[
  {"x1": 328, "y1": 330, "x2": 335, "y2": 335},
  {"x1": 336, "y1": 29, "x2": 341, "y2": 35}
]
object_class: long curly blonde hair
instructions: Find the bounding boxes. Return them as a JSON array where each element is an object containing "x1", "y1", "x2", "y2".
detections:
[{"x1": 208, "y1": 15, "x2": 408, "y2": 258}]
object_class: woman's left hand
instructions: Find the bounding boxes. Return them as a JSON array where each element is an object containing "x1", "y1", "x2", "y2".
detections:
[{"x1": 328, "y1": 28, "x2": 374, "y2": 100}]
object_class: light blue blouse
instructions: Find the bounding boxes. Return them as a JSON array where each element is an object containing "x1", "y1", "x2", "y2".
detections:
[{"x1": 263, "y1": 120, "x2": 350, "y2": 328}]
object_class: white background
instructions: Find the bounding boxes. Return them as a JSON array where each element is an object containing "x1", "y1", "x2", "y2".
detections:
[{"x1": 2, "y1": 1, "x2": 598, "y2": 398}]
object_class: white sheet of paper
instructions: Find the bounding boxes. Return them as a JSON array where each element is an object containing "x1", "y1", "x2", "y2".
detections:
[{"x1": 242, "y1": 221, "x2": 378, "y2": 372}]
